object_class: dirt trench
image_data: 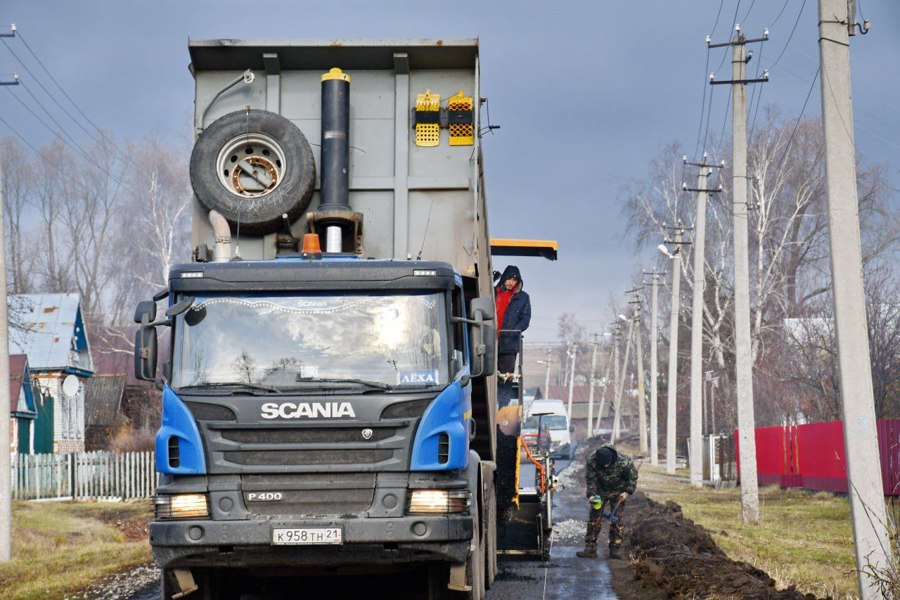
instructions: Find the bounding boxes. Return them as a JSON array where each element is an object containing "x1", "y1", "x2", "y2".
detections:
[{"x1": 621, "y1": 493, "x2": 823, "y2": 599}]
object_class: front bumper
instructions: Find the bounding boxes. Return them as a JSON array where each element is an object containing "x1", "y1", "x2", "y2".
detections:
[{"x1": 150, "y1": 514, "x2": 473, "y2": 569}]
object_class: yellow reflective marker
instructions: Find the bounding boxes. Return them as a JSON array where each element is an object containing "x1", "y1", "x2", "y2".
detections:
[{"x1": 415, "y1": 89, "x2": 440, "y2": 147}]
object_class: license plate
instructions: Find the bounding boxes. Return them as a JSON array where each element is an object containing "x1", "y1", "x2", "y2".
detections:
[{"x1": 272, "y1": 527, "x2": 343, "y2": 545}]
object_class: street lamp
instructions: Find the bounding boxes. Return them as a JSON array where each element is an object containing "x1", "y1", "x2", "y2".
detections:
[{"x1": 657, "y1": 243, "x2": 674, "y2": 259}]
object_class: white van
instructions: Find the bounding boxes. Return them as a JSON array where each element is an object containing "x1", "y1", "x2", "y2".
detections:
[{"x1": 522, "y1": 399, "x2": 573, "y2": 459}]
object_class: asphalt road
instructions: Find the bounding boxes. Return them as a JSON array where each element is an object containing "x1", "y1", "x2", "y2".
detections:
[
  {"x1": 485, "y1": 456, "x2": 619, "y2": 600},
  {"x1": 127, "y1": 455, "x2": 619, "y2": 600}
]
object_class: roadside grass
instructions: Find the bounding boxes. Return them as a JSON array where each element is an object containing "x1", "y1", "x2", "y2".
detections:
[
  {"x1": 639, "y1": 464, "x2": 859, "y2": 599},
  {"x1": 0, "y1": 500, "x2": 153, "y2": 600}
]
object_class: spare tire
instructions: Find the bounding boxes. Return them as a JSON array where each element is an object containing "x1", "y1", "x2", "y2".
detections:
[{"x1": 190, "y1": 109, "x2": 316, "y2": 236}]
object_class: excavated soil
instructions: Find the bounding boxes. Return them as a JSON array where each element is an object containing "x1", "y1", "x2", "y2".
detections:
[{"x1": 623, "y1": 494, "x2": 823, "y2": 599}]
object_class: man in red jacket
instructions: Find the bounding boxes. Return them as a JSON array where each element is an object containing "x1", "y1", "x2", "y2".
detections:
[{"x1": 494, "y1": 265, "x2": 531, "y2": 374}]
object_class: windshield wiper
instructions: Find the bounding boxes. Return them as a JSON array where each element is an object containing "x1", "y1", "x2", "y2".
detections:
[
  {"x1": 176, "y1": 382, "x2": 281, "y2": 395},
  {"x1": 292, "y1": 377, "x2": 392, "y2": 391}
]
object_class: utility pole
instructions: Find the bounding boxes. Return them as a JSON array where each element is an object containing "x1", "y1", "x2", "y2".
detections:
[
  {"x1": 566, "y1": 343, "x2": 578, "y2": 424},
  {"x1": 0, "y1": 166, "x2": 11, "y2": 562},
  {"x1": 632, "y1": 298, "x2": 647, "y2": 454},
  {"x1": 710, "y1": 24, "x2": 767, "y2": 523},
  {"x1": 683, "y1": 157, "x2": 723, "y2": 486},
  {"x1": 612, "y1": 312, "x2": 634, "y2": 444},
  {"x1": 538, "y1": 348, "x2": 556, "y2": 400},
  {"x1": 587, "y1": 334, "x2": 599, "y2": 438},
  {"x1": 645, "y1": 271, "x2": 661, "y2": 466},
  {"x1": 664, "y1": 229, "x2": 683, "y2": 474},
  {"x1": 595, "y1": 328, "x2": 617, "y2": 435},
  {"x1": 818, "y1": 2, "x2": 889, "y2": 595},
  {"x1": 705, "y1": 371, "x2": 718, "y2": 435},
  {"x1": 626, "y1": 289, "x2": 647, "y2": 453},
  {"x1": 0, "y1": 28, "x2": 18, "y2": 562}
]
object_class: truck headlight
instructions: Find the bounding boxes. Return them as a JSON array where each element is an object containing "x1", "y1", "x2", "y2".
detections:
[
  {"x1": 408, "y1": 489, "x2": 470, "y2": 514},
  {"x1": 153, "y1": 494, "x2": 210, "y2": 519}
]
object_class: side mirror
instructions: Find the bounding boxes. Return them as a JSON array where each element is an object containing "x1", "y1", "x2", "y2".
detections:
[
  {"x1": 470, "y1": 323, "x2": 496, "y2": 378},
  {"x1": 134, "y1": 326, "x2": 158, "y2": 381},
  {"x1": 470, "y1": 297, "x2": 495, "y2": 321},
  {"x1": 134, "y1": 300, "x2": 157, "y2": 325}
]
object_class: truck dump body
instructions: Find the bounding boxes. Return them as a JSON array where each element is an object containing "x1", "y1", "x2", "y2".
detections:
[{"x1": 189, "y1": 39, "x2": 488, "y2": 273}]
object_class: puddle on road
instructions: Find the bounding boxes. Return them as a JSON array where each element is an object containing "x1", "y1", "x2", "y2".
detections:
[{"x1": 544, "y1": 545, "x2": 617, "y2": 600}]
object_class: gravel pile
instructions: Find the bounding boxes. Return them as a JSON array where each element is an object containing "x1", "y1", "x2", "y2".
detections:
[
  {"x1": 550, "y1": 518, "x2": 586, "y2": 544},
  {"x1": 63, "y1": 564, "x2": 159, "y2": 600}
]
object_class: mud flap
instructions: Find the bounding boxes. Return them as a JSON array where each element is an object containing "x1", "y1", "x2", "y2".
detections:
[
  {"x1": 447, "y1": 561, "x2": 472, "y2": 592},
  {"x1": 171, "y1": 568, "x2": 198, "y2": 599}
]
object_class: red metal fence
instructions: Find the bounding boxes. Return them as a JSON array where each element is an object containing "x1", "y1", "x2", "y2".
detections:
[{"x1": 736, "y1": 419, "x2": 900, "y2": 495}]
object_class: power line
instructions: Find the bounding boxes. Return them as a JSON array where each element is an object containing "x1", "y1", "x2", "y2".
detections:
[
  {"x1": 715, "y1": 86, "x2": 733, "y2": 159},
  {"x1": 2, "y1": 28, "x2": 142, "y2": 174},
  {"x1": 0, "y1": 111, "x2": 45, "y2": 157},
  {"x1": 712, "y1": 1, "x2": 743, "y2": 76},
  {"x1": 770, "y1": 0, "x2": 791, "y2": 28},
  {"x1": 692, "y1": 47, "x2": 713, "y2": 160},
  {"x1": 776, "y1": 66, "x2": 819, "y2": 168},
  {"x1": 14, "y1": 80, "x2": 93, "y2": 161},
  {"x1": 747, "y1": 41, "x2": 767, "y2": 141},
  {"x1": 693, "y1": 0, "x2": 728, "y2": 161},
  {"x1": 16, "y1": 31, "x2": 103, "y2": 137},
  {"x1": 768, "y1": 0, "x2": 808, "y2": 71},
  {"x1": 0, "y1": 36, "x2": 97, "y2": 144},
  {"x1": 701, "y1": 83, "x2": 716, "y2": 157},
  {"x1": 740, "y1": 0, "x2": 756, "y2": 24},
  {"x1": 0, "y1": 112, "x2": 139, "y2": 207},
  {"x1": 710, "y1": 0, "x2": 727, "y2": 40}
]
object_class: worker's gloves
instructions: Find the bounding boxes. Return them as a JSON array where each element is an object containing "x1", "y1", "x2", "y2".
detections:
[
  {"x1": 618, "y1": 492, "x2": 629, "y2": 502},
  {"x1": 589, "y1": 495, "x2": 603, "y2": 510}
]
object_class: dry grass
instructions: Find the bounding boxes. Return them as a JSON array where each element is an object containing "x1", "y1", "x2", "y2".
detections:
[
  {"x1": 0, "y1": 500, "x2": 152, "y2": 600},
  {"x1": 638, "y1": 464, "x2": 860, "y2": 599}
]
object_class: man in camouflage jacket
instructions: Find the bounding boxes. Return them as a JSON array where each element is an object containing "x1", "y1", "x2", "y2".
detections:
[{"x1": 577, "y1": 445, "x2": 638, "y2": 559}]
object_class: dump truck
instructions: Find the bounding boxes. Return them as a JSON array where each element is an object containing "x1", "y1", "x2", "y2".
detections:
[{"x1": 134, "y1": 39, "x2": 556, "y2": 599}]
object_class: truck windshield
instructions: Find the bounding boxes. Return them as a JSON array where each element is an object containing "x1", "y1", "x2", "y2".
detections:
[{"x1": 172, "y1": 292, "x2": 449, "y2": 390}]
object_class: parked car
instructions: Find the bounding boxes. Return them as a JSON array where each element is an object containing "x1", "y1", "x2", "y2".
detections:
[{"x1": 523, "y1": 399, "x2": 573, "y2": 459}]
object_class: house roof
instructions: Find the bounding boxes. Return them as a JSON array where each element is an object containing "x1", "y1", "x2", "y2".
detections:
[
  {"x1": 9, "y1": 293, "x2": 93, "y2": 374},
  {"x1": 9, "y1": 354, "x2": 27, "y2": 414},
  {"x1": 545, "y1": 385, "x2": 595, "y2": 404}
]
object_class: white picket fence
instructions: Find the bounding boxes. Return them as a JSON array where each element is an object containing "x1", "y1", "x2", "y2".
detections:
[{"x1": 11, "y1": 451, "x2": 157, "y2": 501}]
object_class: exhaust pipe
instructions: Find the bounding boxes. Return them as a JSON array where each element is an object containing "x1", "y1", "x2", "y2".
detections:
[
  {"x1": 208, "y1": 210, "x2": 232, "y2": 262},
  {"x1": 308, "y1": 68, "x2": 363, "y2": 254},
  {"x1": 320, "y1": 68, "x2": 351, "y2": 216}
]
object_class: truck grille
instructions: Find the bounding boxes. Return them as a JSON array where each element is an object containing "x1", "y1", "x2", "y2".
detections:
[
  {"x1": 225, "y1": 449, "x2": 393, "y2": 466},
  {"x1": 204, "y1": 421, "x2": 412, "y2": 474},
  {"x1": 221, "y1": 427, "x2": 396, "y2": 444},
  {"x1": 242, "y1": 473, "x2": 376, "y2": 516}
]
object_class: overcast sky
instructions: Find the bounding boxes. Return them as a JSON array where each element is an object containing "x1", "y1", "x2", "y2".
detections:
[{"x1": 2, "y1": 0, "x2": 898, "y2": 342}]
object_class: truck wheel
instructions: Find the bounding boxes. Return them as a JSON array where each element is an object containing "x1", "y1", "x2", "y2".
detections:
[{"x1": 190, "y1": 109, "x2": 316, "y2": 236}]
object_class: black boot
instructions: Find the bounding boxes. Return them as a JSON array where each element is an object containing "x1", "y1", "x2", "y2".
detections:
[
  {"x1": 608, "y1": 545, "x2": 622, "y2": 560},
  {"x1": 576, "y1": 547, "x2": 598, "y2": 558}
]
